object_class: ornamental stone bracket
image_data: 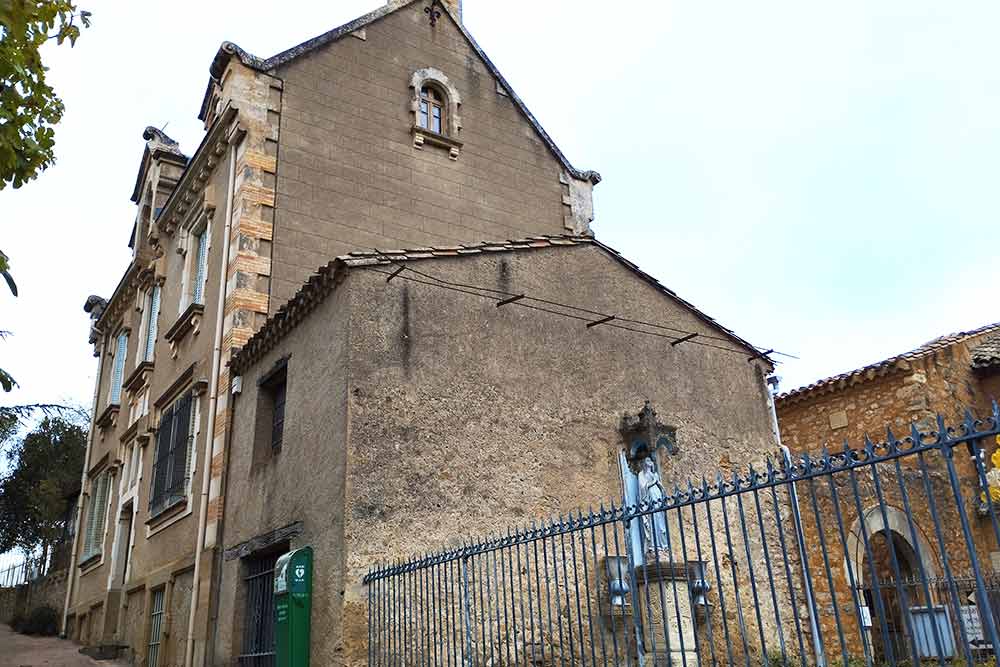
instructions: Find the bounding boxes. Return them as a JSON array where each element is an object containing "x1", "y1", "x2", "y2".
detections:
[{"x1": 619, "y1": 400, "x2": 678, "y2": 468}]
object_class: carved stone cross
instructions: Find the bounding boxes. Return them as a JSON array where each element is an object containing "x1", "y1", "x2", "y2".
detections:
[{"x1": 619, "y1": 400, "x2": 678, "y2": 466}]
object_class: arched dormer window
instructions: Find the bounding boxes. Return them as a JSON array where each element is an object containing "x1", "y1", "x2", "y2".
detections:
[{"x1": 410, "y1": 68, "x2": 463, "y2": 160}]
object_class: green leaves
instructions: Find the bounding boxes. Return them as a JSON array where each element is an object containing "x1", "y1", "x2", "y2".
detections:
[
  {"x1": 0, "y1": 1, "x2": 90, "y2": 189},
  {"x1": 0, "y1": 416, "x2": 87, "y2": 555}
]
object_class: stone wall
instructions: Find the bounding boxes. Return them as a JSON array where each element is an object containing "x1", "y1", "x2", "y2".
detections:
[
  {"x1": 218, "y1": 243, "x2": 792, "y2": 667},
  {"x1": 0, "y1": 566, "x2": 69, "y2": 625},
  {"x1": 270, "y1": 2, "x2": 590, "y2": 309},
  {"x1": 777, "y1": 331, "x2": 1000, "y2": 661}
]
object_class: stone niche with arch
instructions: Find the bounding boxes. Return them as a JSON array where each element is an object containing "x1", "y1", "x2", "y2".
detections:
[{"x1": 409, "y1": 67, "x2": 463, "y2": 159}]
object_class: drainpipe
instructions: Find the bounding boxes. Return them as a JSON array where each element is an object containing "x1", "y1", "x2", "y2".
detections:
[
  {"x1": 185, "y1": 126, "x2": 241, "y2": 667},
  {"x1": 766, "y1": 376, "x2": 825, "y2": 667},
  {"x1": 61, "y1": 333, "x2": 105, "y2": 636}
]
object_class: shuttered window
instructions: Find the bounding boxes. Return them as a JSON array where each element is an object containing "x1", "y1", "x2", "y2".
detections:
[
  {"x1": 109, "y1": 332, "x2": 129, "y2": 405},
  {"x1": 150, "y1": 391, "x2": 195, "y2": 516},
  {"x1": 143, "y1": 285, "x2": 160, "y2": 362},
  {"x1": 192, "y1": 232, "x2": 208, "y2": 305},
  {"x1": 81, "y1": 472, "x2": 111, "y2": 561}
]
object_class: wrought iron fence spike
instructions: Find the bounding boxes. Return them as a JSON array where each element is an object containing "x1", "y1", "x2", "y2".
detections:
[{"x1": 936, "y1": 413, "x2": 949, "y2": 440}]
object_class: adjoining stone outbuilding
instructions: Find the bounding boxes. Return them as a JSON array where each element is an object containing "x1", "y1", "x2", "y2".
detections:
[
  {"x1": 216, "y1": 236, "x2": 790, "y2": 666},
  {"x1": 776, "y1": 322, "x2": 1000, "y2": 663}
]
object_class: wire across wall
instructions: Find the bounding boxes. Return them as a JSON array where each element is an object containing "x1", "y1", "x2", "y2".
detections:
[{"x1": 364, "y1": 250, "x2": 796, "y2": 363}]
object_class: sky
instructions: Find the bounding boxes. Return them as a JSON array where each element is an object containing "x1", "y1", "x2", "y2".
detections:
[{"x1": 2, "y1": 0, "x2": 999, "y2": 419}]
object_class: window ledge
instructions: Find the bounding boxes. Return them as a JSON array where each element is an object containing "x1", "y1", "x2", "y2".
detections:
[
  {"x1": 164, "y1": 302, "x2": 205, "y2": 351},
  {"x1": 146, "y1": 497, "x2": 188, "y2": 528},
  {"x1": 78, "y1": 553, "x2": 102, "y2": 572},
  {"x1": 412, "y1": 126, "x2": 462, "y2": 160},
  {"x1": 123, "y1": 361, "x2": 154, "y2": 395},
  {"x1": 95, "y1": 404, "x2": 120, "y2": 430}
]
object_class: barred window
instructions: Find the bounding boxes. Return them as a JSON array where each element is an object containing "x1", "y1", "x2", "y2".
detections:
[
  {"x1": 256, "y1": 357, "x2": 289, "y2": 457},
  {"x1": 238, "y1": 551, "x2": 283, "y2": 667},
  {"x1": 147, "y1": 587, "x2": 165, "y2": 667},
  {"x1": 150, "y1": 391, "x2": 195, "y2": 517}
]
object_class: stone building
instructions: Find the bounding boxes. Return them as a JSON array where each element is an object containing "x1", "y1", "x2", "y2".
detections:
[
  {"x1": 65, "y1": 1, "x2": 791, "y2": 665},
  {"x1": 776, "y1": 322, "x2": 1000, "y2": 662},
  {"x1": 216, "y1": 238, "x2": 784, "y2": 666}
]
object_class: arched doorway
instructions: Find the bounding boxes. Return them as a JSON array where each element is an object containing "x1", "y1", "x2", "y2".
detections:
[
  {"x1": 861, "y1": 528, "x2": 926, "y2": 662},
  {"x1": 847, "y1": 507, "x2": 941, "y2": 663}
]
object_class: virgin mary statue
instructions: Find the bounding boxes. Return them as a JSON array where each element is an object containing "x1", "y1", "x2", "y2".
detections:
[{"x1": 638, "y1": 457, "x2": 669, "y2": 552}]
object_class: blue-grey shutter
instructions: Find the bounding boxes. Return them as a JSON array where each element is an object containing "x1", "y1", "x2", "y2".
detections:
[
  {"x1": 151, "y1": 404, "x2": 173, "y2": 513},
  {"x1": 170, "y1": 393, "x2": 193, "y2": 502},
  {"x1": 110, "y1": 332, "x2": 128, "y2": 404},
  {"x1": 144, "y1": 285, "x2": 160, "y2": 362},
  {"x1": 193, "y1": 233, "x2": 208, "y2": 304}
]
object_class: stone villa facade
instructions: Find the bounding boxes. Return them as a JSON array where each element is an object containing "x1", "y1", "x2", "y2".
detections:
[
  {"x1": 65, "y1": 2, "x2": 789, "y2": 666},
  {"x1": 776, "y1": 322, "x2": 1000, "y2": 661}
]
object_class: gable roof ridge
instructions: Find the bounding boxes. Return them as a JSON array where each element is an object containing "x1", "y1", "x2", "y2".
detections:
[
  {"x1": 229, "y1": 234, "x2": 769, "y2": 375},
  {"x1": 202, "y1": 1, "x2": 600, "y2": 184},
  {"x1": 777, "y1": 320, "x2": 1000, "y2": 404}
]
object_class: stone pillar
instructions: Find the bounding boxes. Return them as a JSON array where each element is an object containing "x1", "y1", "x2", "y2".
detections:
[{"x1": 638, "y1": 560, "x2": 698, "y2": 667}]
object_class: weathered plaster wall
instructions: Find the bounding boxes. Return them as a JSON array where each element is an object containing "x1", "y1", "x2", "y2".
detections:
[
  {"x1": 270, "y1": 3, "x2": 584, "y2": 310},
  {"x1": 219, "y1": 243, "x2": 788, "y2": 666},
  {"x1": 215, "y1": 283, "x2": 351, "y2": 667}
]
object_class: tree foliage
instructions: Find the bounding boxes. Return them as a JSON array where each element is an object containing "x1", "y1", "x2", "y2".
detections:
[
  {"x1": 0, "y1": 0, "x2": 90, "y2": 189},
  {"x1": 0, "y1": 416, "x2": 87, "y2": 555}
]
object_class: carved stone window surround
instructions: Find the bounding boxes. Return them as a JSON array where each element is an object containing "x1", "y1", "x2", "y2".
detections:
[{"x1": 410, "y1": 67, "x2": 462, "y2": 158}]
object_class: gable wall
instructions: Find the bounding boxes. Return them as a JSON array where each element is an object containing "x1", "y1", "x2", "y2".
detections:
[{"x1": 270, "y1": 4, "x2": 576, "y2": 311}]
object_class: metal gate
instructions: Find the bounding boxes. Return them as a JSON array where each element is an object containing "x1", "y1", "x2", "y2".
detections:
[{"x1": 366, "y1": 405, "x2": 1000, "y2": 666}]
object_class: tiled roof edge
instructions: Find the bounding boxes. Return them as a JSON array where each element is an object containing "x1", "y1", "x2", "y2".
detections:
[
  {"x1": 199, "y1": 1, "x2": 600, "y2": 184},
  {"x1": 777, "y1": 321, "x2": 1000, "y2": 405},
  {"x1": 229, "y1": 235, "x2": 770, "y2": 375}
]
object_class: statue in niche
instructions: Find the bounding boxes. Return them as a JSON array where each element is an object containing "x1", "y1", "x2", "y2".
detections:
[
  {"x1": 638, "y1": 456, "x2": 669, "y2": 551},
  {"x1": 619, "y1": 401, "x2": 677, "y2": 554}
]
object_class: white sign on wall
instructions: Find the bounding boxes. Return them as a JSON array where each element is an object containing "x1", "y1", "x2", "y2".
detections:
[{"x1": 960, "y1": 605, "x2": 985, "y2": 643}]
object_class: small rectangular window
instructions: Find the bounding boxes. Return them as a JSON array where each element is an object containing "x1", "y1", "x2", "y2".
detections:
[
  {"x1": 147, "y1": 588, "x2": 166, "y2": 667},
  {"x1": 432, "y1": 105, "x2": 442, "y2": 133},
  {"x1": 150, "y1": 391, "x2": 195, "y2": 516},
  {"x1": 255, "y1": 359, "x2": 289, "y2": 462},
  {"x1": 109, "y1": 331, "x2": 129, "y2": 405}
]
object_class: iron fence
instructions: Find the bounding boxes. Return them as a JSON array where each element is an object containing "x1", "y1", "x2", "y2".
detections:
[{"x1": 366, "y1": 404, "x2": 1000, "y2": 666}]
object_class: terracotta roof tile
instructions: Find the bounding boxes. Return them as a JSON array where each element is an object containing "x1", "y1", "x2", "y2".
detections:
[
  {"x1": 972, "y1": 333, "x2": 1000, "y2": 371},
  {"x1": 229, "y1": 235, "x2": 770, "y2": 375},
  {"x1": 777, "y1": 321, "x2": 1000, "y2": 404}
]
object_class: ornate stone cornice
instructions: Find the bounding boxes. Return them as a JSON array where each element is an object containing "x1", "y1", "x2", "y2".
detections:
[{"x1": 155, "y1": 105, "x2": 239, "y2": 237}]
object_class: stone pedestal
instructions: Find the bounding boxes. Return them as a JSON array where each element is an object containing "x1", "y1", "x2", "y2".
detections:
[{"x1": 637, "y1": 559, "x2": 698, "y2": 667}]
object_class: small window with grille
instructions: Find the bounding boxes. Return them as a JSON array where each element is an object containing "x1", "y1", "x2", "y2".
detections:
[
  {"x1": 238, "y1": 550, "x2": 284, "y2": 667},
  {"x1": 147, "y1": 587, "x2": 165, "y2": 667},
  {"x1": 255, "y1": 357, "x2": 289, "y2": 462},
  {"x1": 150, "y1": 390, "x2": 196, "y2": 517}
]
